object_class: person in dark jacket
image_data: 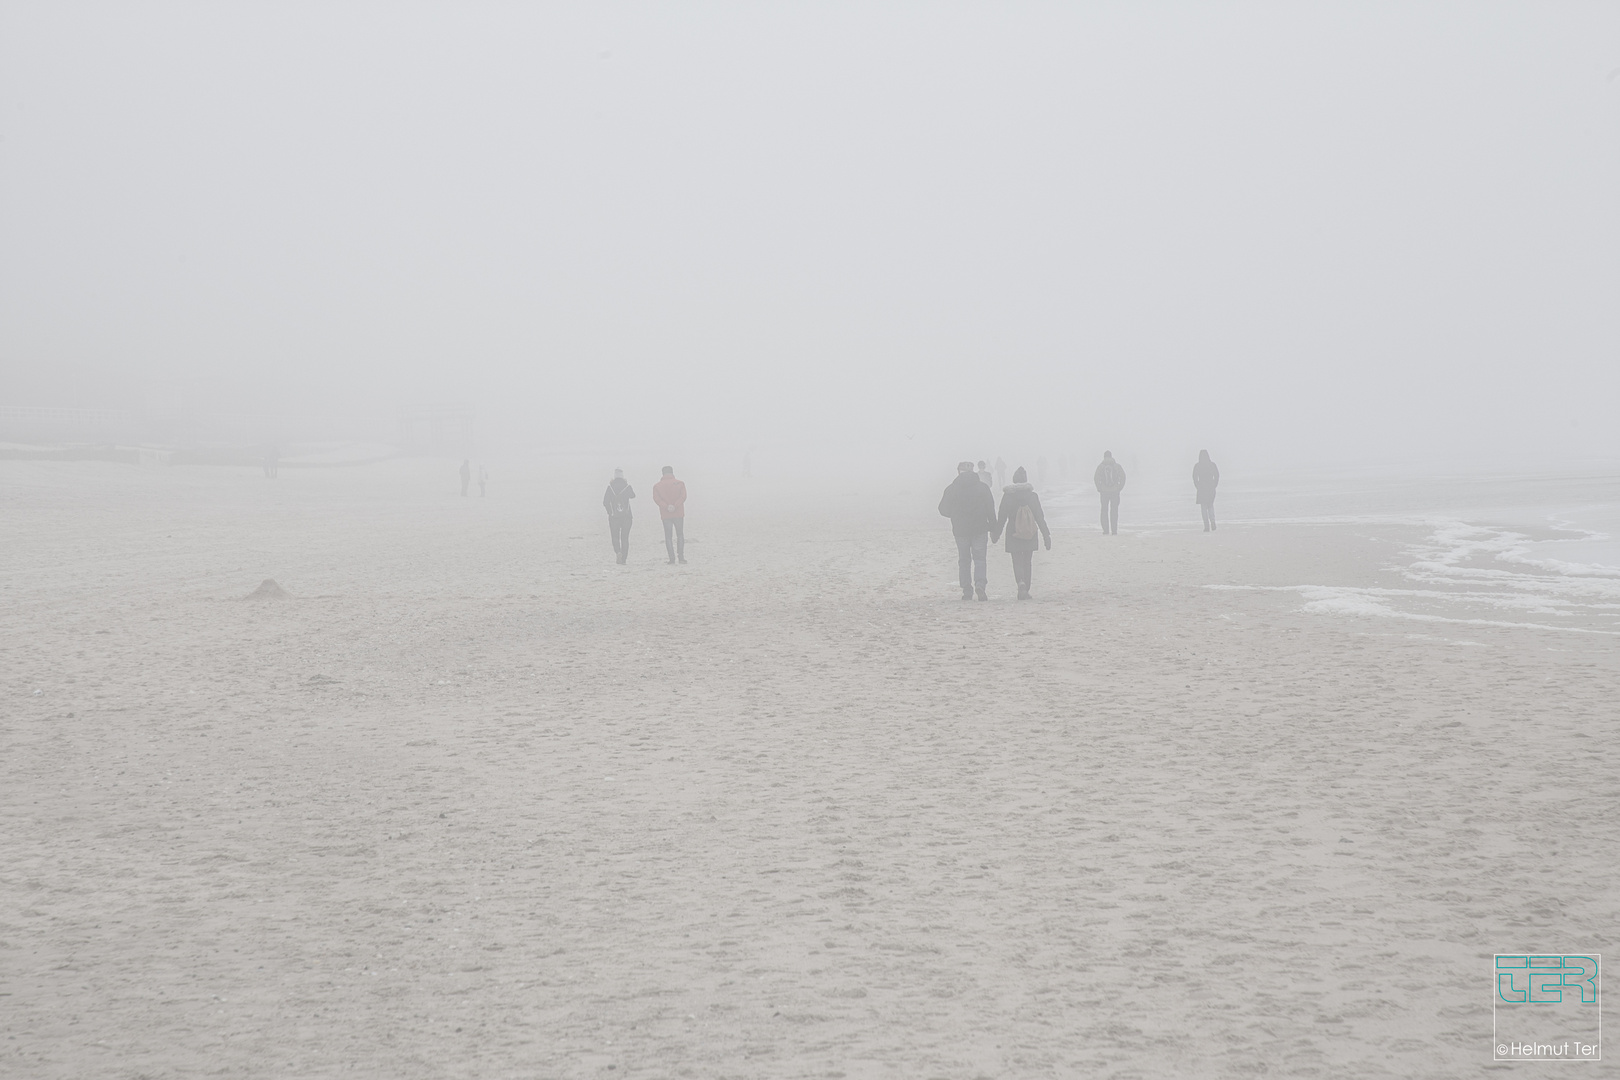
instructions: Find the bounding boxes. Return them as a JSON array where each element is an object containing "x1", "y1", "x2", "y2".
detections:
[
  {"x1": 1193, "y1": 450, "x2": 1220, "y2": 532},
  {"x1": 603, "y1": 468, "x2": 635, "y2": 563},
  {"x1": 993, "y1": 466, "x2": 1051, "y2": 600},
  {"x1": 938, "y1": 461, "x2": 996, "y2": 600},
  {"x1": 1093, "y1": 451, "x2": 1125, "y2": 534}
]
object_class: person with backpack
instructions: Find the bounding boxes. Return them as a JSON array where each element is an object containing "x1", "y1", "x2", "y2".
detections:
[
  {"x1": 602, "y1": 468, "x2": 635, "y2": 563},
  {"x1": 938, "y1": 460, "x2": 996, "y2": 600},
  {"x1": 993, "y1": 466, "x2": 1051, "y2": 600},
  {"x1": 652, "y1": 465, "x2": 687, "y2": 564},
  {"x1": 1093, "y1": 451, "x2": 1126, "y2": 534},
  {"x1": 1193, "y1": 449, "x2": 1220, "y2": 532}
]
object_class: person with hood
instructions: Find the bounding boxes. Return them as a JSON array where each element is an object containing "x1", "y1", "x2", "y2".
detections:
[
  {"x1": 1193, "y1": 450, "x2": 1220, "y2": 531},
  {"x1": 602, "y1": 468, "x2": 635, "y2": 563},
  {"x1": 652, "y1": 465, "x2": 688, "y2": 564},
  {"x1": 993, "y1": 467, "x2": 1051, "y2": 600},
  {"x1": 938, "y1": 460, "x2": 996, "y2": 600},
  {"x1": 1094, "y1": 451, "x2": 1126, "y2": 534}
]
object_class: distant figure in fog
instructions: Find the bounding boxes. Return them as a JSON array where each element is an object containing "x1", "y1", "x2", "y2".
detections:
[
  {"x1": 653, "y1": 466, "x2": 688, "y2": 564},
  {"x1": 1094, "y1": 451, "x2": 1126, "y2": 534},
  {"x1": 995, "y1": 457, "x2": 1007, "y2": 489},
  {"x1": 977, "y1": 460, "x2": 993, "y2": 491},
  {"x1": 994, "y1": 467, "x2": 1051, "y2": 600},
  {"x1": 1193, "y1": 450, "x2": 1220, "y2": 531},
  {"x1": 262, "y1": 444, "x2": 279, "y2": 479},
  {"x1": 603, "y1": 468, "x2": 635, "y2": 563},
  {"x1": 478, "y1": 465, "x2": 488, "y2": 497},
  {"x1": 459, "y1": 458, "x2": 471, "y2": 497},
  {"x1": 939, "y1": 460, "x2": 996, "y2": 600},
  {"x1": 1037, "y1": 456, "x2": 1048, "y2": 488}
]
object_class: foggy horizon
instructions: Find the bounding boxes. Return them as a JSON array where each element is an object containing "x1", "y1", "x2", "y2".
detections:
[
  {"x1": 6, "y1": 7, "x2": 1620, "y2": 1077},
  {"x1": 3, "y1": 4, "x2": 1617, "y2": 474}
]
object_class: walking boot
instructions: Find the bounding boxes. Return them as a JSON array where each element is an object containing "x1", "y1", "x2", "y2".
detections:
[{"x1": 975, "y1": 588, "x2": 987, "y2": 601}]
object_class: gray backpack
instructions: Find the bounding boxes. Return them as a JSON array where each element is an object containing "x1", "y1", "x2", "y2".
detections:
[{"x1": 1012, "y1": 502, "x2": 1039, "y2": 542}]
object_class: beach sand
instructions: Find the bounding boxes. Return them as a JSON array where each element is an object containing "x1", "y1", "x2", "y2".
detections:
[{"x1": 2, "y1": 460, "x2": 1614, "y2": 1077}]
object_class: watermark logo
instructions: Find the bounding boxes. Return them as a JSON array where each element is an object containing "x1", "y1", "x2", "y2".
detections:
[{"x1": 1494, "y1": 954, "x2": 1601, "y2": 1061}]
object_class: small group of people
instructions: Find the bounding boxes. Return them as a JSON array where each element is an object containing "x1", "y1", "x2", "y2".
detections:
[
  {"x1": 940, "y1": 449, "x2": 1221, "y2": 598},
  {"x1": 602, "y1": 467, "x2": 688, "y2": 565},
  {"x1": 939, "y1": 461, "x2": 1052, "y2": 601}
]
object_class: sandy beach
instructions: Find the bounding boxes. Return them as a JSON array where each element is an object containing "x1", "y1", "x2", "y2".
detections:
[{"x1": 2, "y1": 459, "x2": 1615, "y2": 1078}]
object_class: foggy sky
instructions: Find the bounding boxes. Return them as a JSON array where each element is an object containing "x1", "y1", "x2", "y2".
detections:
[{"x1": 2, "y1": 3, "x2": 1617, "y2": 471}]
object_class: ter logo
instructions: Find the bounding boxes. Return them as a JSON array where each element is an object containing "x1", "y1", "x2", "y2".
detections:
[{"x1": 1497, "y1": 955, "x2": 1598, "y2": 1004}]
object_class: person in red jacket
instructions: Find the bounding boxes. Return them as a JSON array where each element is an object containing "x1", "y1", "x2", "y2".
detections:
[{"x1": 652, "y1": 465, "x2": 688, "y2": 564}]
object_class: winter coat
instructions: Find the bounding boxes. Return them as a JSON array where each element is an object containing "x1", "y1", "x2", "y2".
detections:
[
  {"x1": 652, "y1": 476, "x2": 687, "y2": 520},
  {"x1": 994, "y1": 484, "x2": 1051, "y2": 553},
  {"x1": 1094, "y1": 459, "x2": 1126, "y2": 494},
  {"x1": 1192, "y1": 459, "x2": 1219, "y2": 505},
  {"x1": 938, "y1": 471, "x2": 996, "y2": 537},
  {"x1": 603, "y1": 478, "x2": 635, "y2": 517}
]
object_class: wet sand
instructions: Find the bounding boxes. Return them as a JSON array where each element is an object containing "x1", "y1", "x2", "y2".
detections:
[{"x1": 2, "y1": 460, "x2": 1614, "y2": 1078}]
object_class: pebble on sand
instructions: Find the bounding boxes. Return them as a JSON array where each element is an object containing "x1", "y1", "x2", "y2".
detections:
[{"x1": 242, "y1": 579, "x2": 291, "y2": 601}]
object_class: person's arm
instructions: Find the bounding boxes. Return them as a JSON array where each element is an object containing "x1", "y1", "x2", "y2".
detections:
[
  {"x1": 1117, "y1": 466, "x2": 1126, "y2": 491},
  {"x1": 939, "y1": 486, "x2": 954, "y2": 518},
  {"x1": 992, "y1": 496, "x2": 1008, "y2": 543},
  {"x1": 1033, "y1": 494, "x2": 1052, "y2": 548},
  {"x1": 980, "y1": 485, "x2": 997, "y2": 533}
]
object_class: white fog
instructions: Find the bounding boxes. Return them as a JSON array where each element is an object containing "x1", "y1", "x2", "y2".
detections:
[{"x1": 2, "y1": 5, "x2": 1616, "y2": 1076}]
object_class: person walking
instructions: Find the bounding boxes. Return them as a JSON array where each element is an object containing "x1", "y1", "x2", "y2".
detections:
[
  {"x1": 603, "y1": 468, "x2": 635, "y2": 563},
  {"x1": 976, "y1": 460, "x2": 994, "y2": 491},
  {"x1": 938, "y1": 460, "x2": 996, "y2": 600},
  {"x1": 653, "y1": 465, "x2": 687, "y2": 564},
  {"x1": 459, "y1": 458, "x2": 471, "y2": 497},
  {"x1": 1193, "y1": 449, "x2": 1220, "y2": 531},
  {"x1": 1094, "y1": 451, "x2": 1126, "y2": 534},
  {"x1": 993, "y1": 466, "x2": 1051, "y2": 600}
]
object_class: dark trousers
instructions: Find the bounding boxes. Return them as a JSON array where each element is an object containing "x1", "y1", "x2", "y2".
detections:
[
  {"x1": 1099, "y1": 492, "x2": 1119, "y2": 534},
  {"x1": 663, "y1": 517, "x2": 685, "y2": 560},
  {"x1": 955, "y1": 532, "x2": 988, "y2": 592},
  {"x1": 609, "y1": 514, "x2": 632, "y2": 561},
  {"x1": 1199, "y1": 498, "x2": 1216, "y2": 530},
  {"x1": 1011, "y1": 549, "x2": 1033, "y2": 590}
]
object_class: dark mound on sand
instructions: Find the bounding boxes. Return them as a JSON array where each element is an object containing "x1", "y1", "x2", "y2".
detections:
[{"x1": 242, "y1": 579, "x2": 291, "y2": 600}]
